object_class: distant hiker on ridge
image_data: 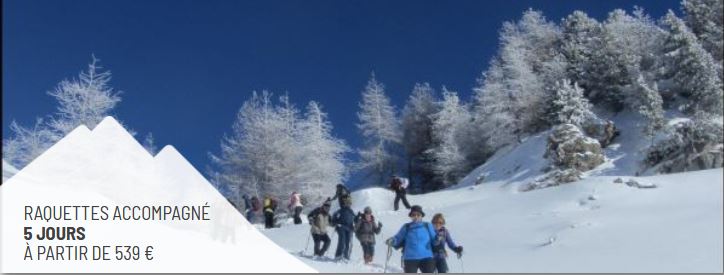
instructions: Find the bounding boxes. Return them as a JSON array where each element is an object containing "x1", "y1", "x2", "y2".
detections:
[
  {"x1": 330, "y1": 184, "x2": 351, "y2": 208},
  {"x1": 390, "y1": 175, "x2": 411, "y2": 211}
]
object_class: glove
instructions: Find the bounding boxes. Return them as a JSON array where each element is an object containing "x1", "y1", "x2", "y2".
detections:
[
  {"x1": 385, "y1": 238, "x2": 395, "y2": 246},
  {"x1": 453, "y1": 246, "x2": 463, "y2": 257},
  {"x1": 378, "y1": 222, "x2": 382, "y2": 229}
]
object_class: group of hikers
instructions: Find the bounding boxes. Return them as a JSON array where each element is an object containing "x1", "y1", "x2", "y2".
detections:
[
  {"x1": 241, "y1": 190, "x2": 304, "y2": 229},
  {"x1": 240, "y1": 175, "x2": 463, "y2": 273}
]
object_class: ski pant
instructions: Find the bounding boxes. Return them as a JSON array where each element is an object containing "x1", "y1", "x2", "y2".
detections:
[
  {"x1": 394, "y1": 190, "x2": 411, "y2": 210},
  {"x1": 403, "y1": 257, "x2": 436, "y2": 273},
  {"x1": 334, "y1": 228, "x2": 352, "y2": 259},
  {"x1": 264, "y1": 210, "x2": 274, "y2": 228},
  {"x1": 360, "y1": 242, "x2": 374, "y2": 258},
  {"x1": 435, "y1": 257, "x2": 449, "y2": 273},
  {"x1": 293, "y1": 206, "x2": 303, "y2": 224},
  {"x1": 312, "y1": 233, "x2": 331, "y2": 256}
]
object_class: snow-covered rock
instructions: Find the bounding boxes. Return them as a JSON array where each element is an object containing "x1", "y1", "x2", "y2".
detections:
[
  {"x1": 581, "y1": 115, "x2": 618, "y2": 148},
  {"x1": 644, "y1": 117, "x2": 723, "y2": 174},
  {"x1": 546, "y1": 124, "x2": 605, "y2": 172}
]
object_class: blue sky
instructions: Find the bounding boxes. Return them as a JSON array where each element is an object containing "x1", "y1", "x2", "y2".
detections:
[{"x1": 3, "y1": 0, "x2": 680, "y2": 187}]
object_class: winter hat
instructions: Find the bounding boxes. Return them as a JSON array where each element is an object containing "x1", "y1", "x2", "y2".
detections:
[
  {"x1": 409, "y1": 205, "x2": 425, "y2": 217},
  {"x1": 364, "y1": 207, "x2": 372, "y2": 214}
]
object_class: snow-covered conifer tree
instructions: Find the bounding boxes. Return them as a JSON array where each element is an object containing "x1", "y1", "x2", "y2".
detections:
[
  {"x1": 401, "y1": 83, "x2": 439, "y2": 189},
  {"x1": 585, "y1": 9, "x2": 666, "y2": 111},
  {"x1": 682, "y1": 0, "x2": 723, "y2": 62},
  {"x1": 427, "y1": 88, "x2": 470, "y2": 187},
  {"x1": 561, "y1": 11, "x2": 603, "y2": 91},
  {"x1": 47, "y1": 56, "x2": 122, "y2": 135},
  {"x1": 211, "y1": 92, "x2": 349, "y2": 208},
  {"x1": 2, "y1": 119, "x2": 56, "y2": 168},
  {"x1": 628, "y1": 75, "x2": 665, "y2": 145},
  {"x1": 211, "y1": 91, "x2": 291, "y2": 205},
  {"x1": 142, "y1": 133, "x2": 158, "y2": 155},
  {"x1": 548, "y1": 79, "x2": 592, "y2": 127},
  {"x1": 3, "y1": 56, "x2": 123, "y2": 169},
  {"x1": 298, "y1": 101, "x2": 349, "y2": 203},
  {"x1": 356, "y1": 73, "x2": 401, "y2": 186},
  {"x1": 662, "y1": 11, "x2": 723, "y2": 116},
  {"x1": 472, "y1": 60, "x2": 517, "y2": 151}
]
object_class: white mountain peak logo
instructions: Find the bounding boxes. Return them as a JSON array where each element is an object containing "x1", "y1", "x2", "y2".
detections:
[{"x1": 1, "y1": 116, "x2": 316, "y2": 273}]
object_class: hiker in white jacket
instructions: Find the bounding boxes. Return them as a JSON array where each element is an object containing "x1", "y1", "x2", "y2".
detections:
[{"x1": 288, "y1": 191, "x2": 304, "y2": 224}]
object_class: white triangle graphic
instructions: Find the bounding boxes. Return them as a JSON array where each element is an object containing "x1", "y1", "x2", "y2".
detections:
[{"x1": 1, "y1": 116, "x2": 316, "y2": 273}]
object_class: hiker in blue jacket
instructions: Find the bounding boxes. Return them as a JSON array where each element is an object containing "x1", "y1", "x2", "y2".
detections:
[
  {"x1": 431, "y1": 213, "x2": 463, "y2": 273},
  {"x1": 332, "y1": 195, "x2": 356, "y2": 261},
  {"x1": 385, "y1": 205, "x2": 436, "y2": 273}
]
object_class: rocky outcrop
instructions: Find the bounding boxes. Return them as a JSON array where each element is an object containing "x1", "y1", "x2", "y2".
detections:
[
  {"x1": 644, "y1": 118, "x2": 723, "y2": 174},
  {"x1": 523, "y1": 124, "x2": 606, "y2": 192},
  {"x1": 546, "y1": 124, "x2": 605, "y2": 171},
  {"x1": 521, "y1": 168, "x2": 582, "y2": 192},
  {"x1": 580, "y1": 116, "x2": 618, "y2": 148}
]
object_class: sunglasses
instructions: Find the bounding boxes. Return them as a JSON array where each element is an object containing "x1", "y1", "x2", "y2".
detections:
[{"x1": 433, "y1": 221, "x2": 444, "y2": 225}]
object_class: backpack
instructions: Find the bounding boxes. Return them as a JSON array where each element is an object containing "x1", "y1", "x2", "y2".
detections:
[
  {"x1": 394, "y1": 222, "x2": 435, "y2": 252},
  {"x1": 270, "y1": 198, "x2": 278, "y2": 210},
  {"x1": 354, "y1": 214, "x2": 375, "y2": 239},
  {"x1": 251, "y1": 197, "x2": 261, "y2": 211},
  {"x1": 391, "y1": 178, "x2": 402, "y2": 190}
]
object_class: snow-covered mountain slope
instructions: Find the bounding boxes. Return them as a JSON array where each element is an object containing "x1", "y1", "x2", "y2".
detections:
[
  {"x1": 2, "y1": 159, "x2": 19, "y2": 182},
  {"x1": 1, "y1": 117, "x2": 315, "y2": 273},
  {"x1": 262, "y1": 113, "x2": 722, "y2": 272},
  {"x1": 264, "y1": 168, "x2": 722, "y2": 273}
]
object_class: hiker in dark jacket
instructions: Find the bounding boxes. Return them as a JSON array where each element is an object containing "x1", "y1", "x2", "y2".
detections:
[
  {"x1": 241, "y1": 194, "x2": 252, "y2": 220},
  {"x1": 431, "y1": 213, "x2": 463, "y2": 273},
  {"x1": 390, "y1": 176, "x2": 411, "y2": 211},
  {"x1": 263, "y1": 195, "x2": 278, "y2": 229},
  {"x1": 385, "y1": 205, "x2": 436, "y2": 273},
  {"x1": 249, "y1": 195, "x2": 261, "y2": 223},
  {"x1": 307, "y1": 201, "x2": 333, "y2": 257},
  {"x1": 354, "y1": 206, "x2": 382, "y2": 264},
  {"x1": 332, "y1": 196, "x2": 356, "y2": 261},
  {"x1": 330, "y1": 184, "x2": 351, "y2": 208}
]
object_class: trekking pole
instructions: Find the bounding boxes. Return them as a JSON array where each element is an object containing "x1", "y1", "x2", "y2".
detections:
[
  {"x1": 384, "y1": 243, "x2": 392, "y2": 273},
  {"x1": 302, "y1": 234, "x2": 311, "y2": 256},
  {"x1": 349, "y1": 229, "x2": 354, "y2": 257},
  {"x1": 459, "y1": 255, "x2": 465, "y2": 273}
]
